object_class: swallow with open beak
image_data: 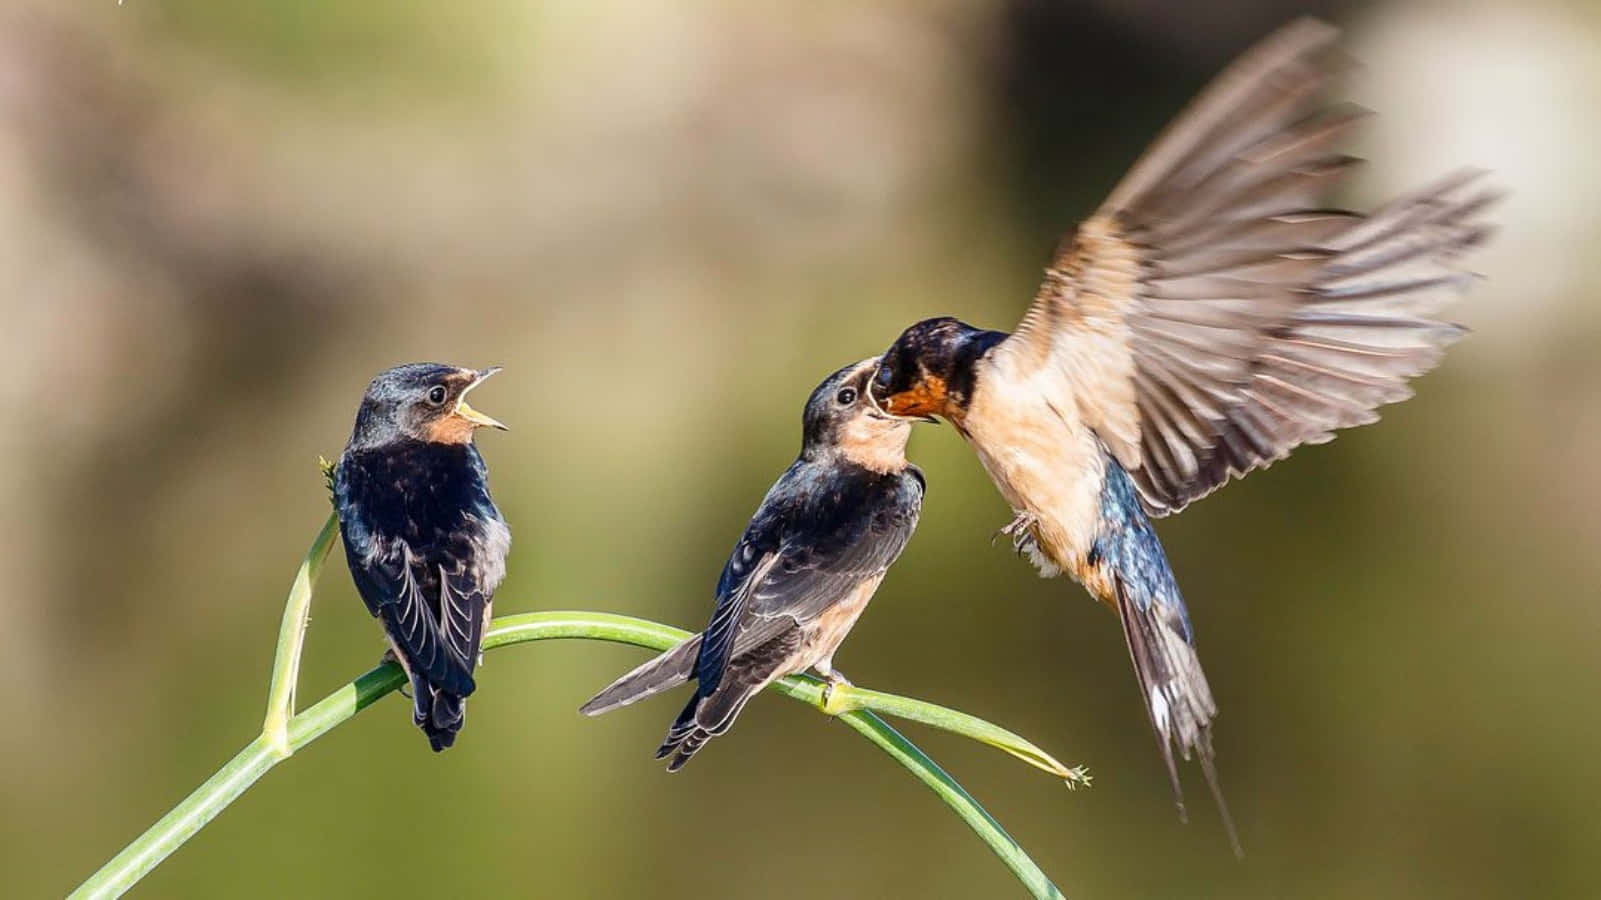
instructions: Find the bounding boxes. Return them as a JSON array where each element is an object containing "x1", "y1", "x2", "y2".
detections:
[
  {"x1": 333, "y1": 363, "x2": 511, "y2": 751},
  {"x1": 869, "y1": 19, "x2": 1497, "y2": 853},
  {"x1": 580, "y1": 358, "x2": 923, "y2": 770}
]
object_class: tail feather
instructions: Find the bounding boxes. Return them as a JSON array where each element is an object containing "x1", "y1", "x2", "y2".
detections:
[
  {"x1": 580, "y1": 635, "x2": 703, "y2": 717},
  {"x1": 651, "y1": 630, "x2": 798, "y2": 771},
  {"x1": 1115, "y1": 582, "x2": 1242, "y2": 858},
  {"x1": 413, "y1": 679, "x2": 467, "y2": 752},
  {"x1": 655, "y1": 683, "x2": 761, "y2": 772},
  {"x1": 654, "y1": 695, "x2": 701, "y2": 758},
  {"x1": 1196, "y1": 733, "x2": 1240, "y2": 860},
  {"x1": 1096, "y1": 455, "x2": 1241, "y2": 856}
]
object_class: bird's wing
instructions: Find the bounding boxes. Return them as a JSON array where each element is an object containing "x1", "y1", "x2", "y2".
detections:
[
  {"x1": 695, "y1": 546, "x2": 781, "y2": 695},
  {"x1": 695, "y1": 477, "x2": 921, "y2": 694},
  {"x1": 440, "y1": 560, "x2": 491, "y2": 672},
  {"x1": 342, "y1": 531, "x2": 478, "y2": 697},
  {"x1": 1001, "y1": 17, "x2": 1496, "y2": 515}
]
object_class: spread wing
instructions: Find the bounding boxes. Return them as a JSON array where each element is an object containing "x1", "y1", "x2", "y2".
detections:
[
  {"x1": 694, "y1": 475, "x2": 921, "y2": 694},
  {"x1": 1002, "y1": 17, "x2": 1497, "y2": 515}
]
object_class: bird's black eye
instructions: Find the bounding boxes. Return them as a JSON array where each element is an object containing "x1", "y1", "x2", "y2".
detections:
[
  {"x1": 426, "y1": 385, "x2": 449, "y2": 406},
  {"x1": 836, "y1": 387, "x2": 857, "y2": 406}
]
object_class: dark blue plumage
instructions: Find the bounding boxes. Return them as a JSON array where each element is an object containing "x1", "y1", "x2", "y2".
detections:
[
  {"x1": 581, "y1": 357, "x2": 922, "y2": 771},
  {"x1": 1047, "y1": 457, "x2": 1238, "y2": 853},
  {"x1": 333, "y1": 363, "x2": 510, "y2": 751},
  {"x1": 1088, "y1": 457, "x2": 1234, "y2": 851},
  {"x1": 692, "y1": 458, "x2": 925, "y2": 701},
  {"x1": 1089, "y1": 458, "x2": 1192, "y2": 644}
]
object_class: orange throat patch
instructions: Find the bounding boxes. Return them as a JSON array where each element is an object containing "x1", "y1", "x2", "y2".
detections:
[{"x1": 426, "y1": 413, "x2": 477, "y2": 445}]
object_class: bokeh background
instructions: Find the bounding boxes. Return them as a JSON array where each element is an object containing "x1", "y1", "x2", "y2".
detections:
[{"x1": 3, "y1": 0, "x2": 1596, "y2": 897}]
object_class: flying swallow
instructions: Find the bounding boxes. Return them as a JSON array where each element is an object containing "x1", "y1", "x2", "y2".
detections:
[
  {"x1": 580, "y1": 358, "x2": 924, "y2": 770},
  {"x1": 333, "y1": 363, "x2": 511, "y2": 751},
  {"x1": 868, "y1": 18, "x2": 1496, "y2": 853}
]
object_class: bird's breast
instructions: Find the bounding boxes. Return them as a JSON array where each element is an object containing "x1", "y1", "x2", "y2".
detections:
[
  {"x1": 800, "y1": 573, "x2": 885, "y2": 670},
  {"x1": 959, "y1": 361, "x2": 1107, "y2": 578}
]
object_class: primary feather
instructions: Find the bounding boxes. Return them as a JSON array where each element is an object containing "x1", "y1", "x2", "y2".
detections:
[{"x1": 1006, "y1": 17, "x2": 1497, "y2": 516}]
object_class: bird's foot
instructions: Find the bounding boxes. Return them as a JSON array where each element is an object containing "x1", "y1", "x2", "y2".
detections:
[
  {"x1": 379, "y1": 648, "x2": 413, "y2": 699},
  {"x1": 993, "y1": 511, "x2": 1039, "y2": 557},
  {"x1": 815, "y1": 667, "x2": 854, "y2": 716}
]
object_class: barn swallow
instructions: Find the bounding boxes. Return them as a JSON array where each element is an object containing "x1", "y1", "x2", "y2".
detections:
[
  {"x1": 580, "y1": 358, "x2": 924, "y2": 770},
  {"x1": 333, "y1": 363, "x2": 511, "y2": 751},
  {"x1": 869, "y1": 18, "x2": 1496, "y2": 853}
]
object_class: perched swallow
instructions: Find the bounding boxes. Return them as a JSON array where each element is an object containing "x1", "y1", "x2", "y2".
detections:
[
  {"x1": 869, "y1": 19, "x2": 1496, "y2": 852},
  {"x1": 333, "y1": 363, "x2": 511, "y2": 751},
  {"x1": 580, "y1": 358, "x2": 923, "y2": 770}
]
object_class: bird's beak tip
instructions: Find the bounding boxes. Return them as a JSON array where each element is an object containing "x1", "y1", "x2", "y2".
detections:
[
  {"x1": 456, "y1": 400, "x2": 509, "y2": 431},
  {"x1": 456, "y1": 367, "x2": 507, "y2": 431}
]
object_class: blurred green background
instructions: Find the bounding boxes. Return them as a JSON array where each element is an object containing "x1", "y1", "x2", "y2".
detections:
[{"x1": 3, "y1": 0, "x2": 1595, "y2": 897}]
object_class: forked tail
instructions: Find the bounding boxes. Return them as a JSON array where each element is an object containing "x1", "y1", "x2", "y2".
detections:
[
  {"x1": 654, "y1": 628, "x2": 803, "y2": 771},
  {"x1": 1094, "y1": 458, "x2": 1242, "y2": 857},
  {"x1": 417, "y1": 680, "x2": 467, "y2": 752}
]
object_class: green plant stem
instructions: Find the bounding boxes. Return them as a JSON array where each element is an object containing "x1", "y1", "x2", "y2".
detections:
[
  {"x1": 486, "y1": 613, "x2": 1070, "y2": 898},
  {"x1": 260, "y1": 512, "x2": 339, "y2": 756},
  {"x1": 69, "y1": 737, "x2": 280, "y2": 900},
  {"x1": 834, "y1": 714, "x2": 1067, "y2": 900},
  {"x1": 819, "y1": 682, "x2": 1090, "y2": 787},
  {"x1": 73, "y1": 611, "x2": 1074, "y2": 900}
]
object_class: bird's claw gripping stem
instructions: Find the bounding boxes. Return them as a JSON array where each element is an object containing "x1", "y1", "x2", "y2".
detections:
[{"x1": 817, "y1": 669, "x2": 855, "y2": 716}]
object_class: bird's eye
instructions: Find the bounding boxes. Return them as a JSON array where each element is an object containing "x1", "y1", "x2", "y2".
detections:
[
  {"x1": 426, "y1": 385, "x2": 449, "y2": 406},
  {"x1": 836, "y1": 387, "x2": 857, "y2": 406},
  {"x1": 874, "y1": 367, "x2": 893, "y2": 389}
]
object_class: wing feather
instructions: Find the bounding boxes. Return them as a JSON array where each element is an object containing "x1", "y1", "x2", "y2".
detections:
[
  {"x1": 441, "y1": 564, "x2": 491, "y2": 670},
  {"x1": 348, "y1": 539, "x2": 477, "y2": 696},
  {"x1": 695, "y1": 470, "x2": 923, "y2": 694},
  {"x1": 1000, "y1": 19, "x2": 1496, "y2": 515}
]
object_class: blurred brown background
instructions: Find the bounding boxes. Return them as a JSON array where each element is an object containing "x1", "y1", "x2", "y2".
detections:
[{"x1": 3, "y1": 0, "x2": 1595, "y2": 897}]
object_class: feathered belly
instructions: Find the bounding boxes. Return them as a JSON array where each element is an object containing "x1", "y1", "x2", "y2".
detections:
[
  {"x1": 958, "y1": 385, "x2": 1108, "y2": 584},
  {"x1": 799, "y1": 574, "x2": 884, "y2": 672}
]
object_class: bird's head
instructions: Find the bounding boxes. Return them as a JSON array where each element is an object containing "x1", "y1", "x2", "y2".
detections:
[
  {"x1": 869, "y1": 317, "x2": 998, "y2": 424},
  {"x1": 802, "y1": 356, "x2": 911, "y2": 473},
  {"x1": 349, "y1": 363, "x2": 507, "y2": 449}
]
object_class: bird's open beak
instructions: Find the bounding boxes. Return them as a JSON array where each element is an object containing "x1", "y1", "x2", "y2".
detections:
[
  {"x1": 455, "y1": 367, "x2": 508, "y2": 431},
  {"x1": 866, "y1": 362, "x2": 941, "y2": 425},
  {"x1": 888, "y1": 400, "x2": 942, "y2": 426},
  {"x1": 869, "y1": 379, "x2": 941, "y2": 425}
]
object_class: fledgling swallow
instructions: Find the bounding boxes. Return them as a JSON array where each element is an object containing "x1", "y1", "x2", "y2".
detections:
[
  {"x1": 579, "y1": 358, "x2": 923, "y2": 770},
  {"x1": 869, "y1": 18, "x2": 1497, "y2": 853},
  {"x1": 333, "y1": 363, "x2": 511, "y2": 751}
]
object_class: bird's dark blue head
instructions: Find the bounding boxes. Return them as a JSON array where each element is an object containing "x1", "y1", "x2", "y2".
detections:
[
  {"x1": 800, "y1": 356, "x2": 912, "y2": 472},
  {"x1": 347, "y1": 363, "x2": 507, "y2": 451},
  {"x1": 869, "y1": 317, "x2": 1005, "y2": 422}
]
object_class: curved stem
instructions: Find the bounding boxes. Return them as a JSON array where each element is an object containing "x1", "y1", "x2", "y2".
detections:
[
  {"x1": 68, "y1": 737, "x2": 280, "y2": 900},
  {"x1": 260, "y1": 512, "x2": 339, "y2": 756},
  {"x1": 73, "y1": 614, "x2": 1076, "y2": 900},
  {"x1": 485, "y1": 613, "x2": 1086, "y2": 785},
  {"x1": 835, "y1": 713, "x2": 1067, "y2": 900},
  {"x1": 814, "y1": 682, "x2": 1090, "y2": 788}
]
